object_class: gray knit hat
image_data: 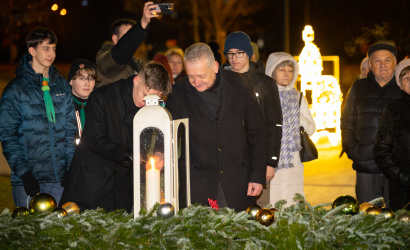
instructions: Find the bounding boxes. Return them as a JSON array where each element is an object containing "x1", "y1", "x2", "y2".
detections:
[{"x1": 223, "y1": 31, "x2": 253, "y2": 59}]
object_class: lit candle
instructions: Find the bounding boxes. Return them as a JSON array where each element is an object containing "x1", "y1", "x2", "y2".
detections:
[{"x1": 146, "y1": 157, "x2": 160, "y2": 209}]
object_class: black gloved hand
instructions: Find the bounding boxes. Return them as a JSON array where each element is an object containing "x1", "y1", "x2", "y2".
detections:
[
  {"x1": 124, "y1": 150, "x2": 133, "y2": 168},
  {"x1": 20, "y1": 171, "x2": 40, "y2": 197}
]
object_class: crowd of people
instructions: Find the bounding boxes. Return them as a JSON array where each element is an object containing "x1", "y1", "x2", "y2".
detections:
[{"x1": 0, "y1": 1, "x2": 409, "y2": 212}]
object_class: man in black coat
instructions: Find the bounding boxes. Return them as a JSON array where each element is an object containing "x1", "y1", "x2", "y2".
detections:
[
  {"x1": 341, "y1": 42, "x2": 401, "y2": 206},
  {"x1": 166, "y1": 43, "x2": 267, "y2": 212},
  {"x1": 59, "y1": 62, "x2": 172, "y2": 212},
  {"x1": 223, "y1": 31, "x2": 283, "y2": 207}
]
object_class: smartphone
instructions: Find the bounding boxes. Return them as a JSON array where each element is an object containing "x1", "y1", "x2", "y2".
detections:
[{"x1": 150, "y1": 3, "x2": 174, "y2": 15}]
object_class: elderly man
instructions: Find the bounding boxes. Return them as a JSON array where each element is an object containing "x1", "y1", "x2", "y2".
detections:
[
  {"x1": 166, "y1": 43, "x2": 267, "y2": 212},
  {"x1": 341, "y1": 41, "x2": 401, "y2": 206},
  {"x1": 223, "y1": 31, "x2": 282, "y2": 207}
]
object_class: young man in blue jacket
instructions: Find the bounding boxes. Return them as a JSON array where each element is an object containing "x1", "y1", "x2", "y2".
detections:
[{"x1": 0, "y1": 27, "x2": 76, "y2": 207}]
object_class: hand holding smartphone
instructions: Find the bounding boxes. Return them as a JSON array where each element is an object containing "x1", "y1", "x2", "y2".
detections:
[{"x1": 149, "y1": 3, "x2": 174, "y2": 15}]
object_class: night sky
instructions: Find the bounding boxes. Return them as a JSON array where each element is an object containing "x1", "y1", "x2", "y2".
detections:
[{"x1": 1, "y1": 0, "x2": 409, "y2": 64}]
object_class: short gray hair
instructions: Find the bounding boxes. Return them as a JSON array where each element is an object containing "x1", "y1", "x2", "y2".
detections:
[{"x1": 184, "y1": 43, "x2": 215, "y2": 67}]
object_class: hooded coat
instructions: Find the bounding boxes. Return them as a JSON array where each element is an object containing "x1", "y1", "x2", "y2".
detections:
[
  {"x1": 0, "y1": 53, "x2": 76, "y2": 186},
  {"x1": 374, "y1": 59, "x2": 410, "y2": 211},
  {"x1": 265, "y1": 52, "x2": 316, "y2": 139}
]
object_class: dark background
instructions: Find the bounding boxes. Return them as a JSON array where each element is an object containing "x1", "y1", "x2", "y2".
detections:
[{"x1": 1, "y1": 0, "x2": 409, "y2": 92}]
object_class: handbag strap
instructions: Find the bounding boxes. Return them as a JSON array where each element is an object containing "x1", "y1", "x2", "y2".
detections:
[{"x1": 299, "y1": 92, "x2": 302, "y2": 108}]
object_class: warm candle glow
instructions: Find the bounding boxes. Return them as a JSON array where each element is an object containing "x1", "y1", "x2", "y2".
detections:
[
  {"x1": 146, "y1": 157, "x2": 160, "y2": 209},
  {"x1": 60, "y1": 9, "x2": 67, "y2": 16}
]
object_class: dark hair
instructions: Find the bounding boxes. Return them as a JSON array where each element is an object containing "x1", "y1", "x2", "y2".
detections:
[
  {"x1": 110, "y1": 18, "x2": 136, "y2": 36},
  {"x1": 26, "y1": 27, "x2": 57, "y2": 49},
  {"x1": 139, "y1": 62, "x2": 172, "y2": 97}
]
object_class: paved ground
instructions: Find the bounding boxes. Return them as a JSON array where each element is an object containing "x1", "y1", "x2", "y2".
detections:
[{"x1": 0, "y1": 63, "x2": 356, "y2": 209}]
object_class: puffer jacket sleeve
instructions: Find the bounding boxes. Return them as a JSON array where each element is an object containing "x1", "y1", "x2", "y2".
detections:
[
  {"x1": 0, "y1": 80, "x2": 31, "y2": 177},
  {"x1": 62, "y1": 79, "x2": 77, "y2": 169},
  {"x1": 374, "y1": 106, "x2": 410, "y2": 189},
  {"x1": 341, "y1": 84, "x2": 359, "y2": 160},
  {"x1": 300, "y1": 94, "x2": 316, "y2": 136}
]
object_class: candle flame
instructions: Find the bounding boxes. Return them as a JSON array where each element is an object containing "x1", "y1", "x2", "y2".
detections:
[{"x1": 150, "y1": 157, "x2": 155, "y2": 170}]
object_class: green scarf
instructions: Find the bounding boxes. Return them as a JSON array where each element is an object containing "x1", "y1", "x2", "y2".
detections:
[
  {"x1": 42, "y1": 77, "x2": 56, "y2": 123},
  {"x1": 73, "y1": 97, "x2": 86, "y2": 131}
]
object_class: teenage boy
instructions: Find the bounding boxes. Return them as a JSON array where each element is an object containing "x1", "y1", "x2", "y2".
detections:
[
  {"x1": 0, "y1": 27, "x2": 76, "y2": 207},
  {"x1": 67, "y1": 59, "x2": 97, "y2": 145}
]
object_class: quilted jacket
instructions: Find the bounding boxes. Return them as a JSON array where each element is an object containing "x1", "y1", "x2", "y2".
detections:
[{"x1": 0, "y1": 53, "x2": 76, "y2": 186}]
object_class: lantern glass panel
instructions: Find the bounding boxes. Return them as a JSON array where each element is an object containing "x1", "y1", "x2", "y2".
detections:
[
  {"x1": 177, "y1": 123, "x2": 187, "y2": 209},
  {"x1": 139, "y1": 127, "x2": 165, "y2": 209}
]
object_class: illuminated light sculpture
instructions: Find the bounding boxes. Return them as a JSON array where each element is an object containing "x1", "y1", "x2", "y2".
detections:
[
  {"x1": 133, "y1": 95, "x2": 190, "y2": 218},
  {"x1": 296, "y1": 25, "x2": 343, "y2": 147}
]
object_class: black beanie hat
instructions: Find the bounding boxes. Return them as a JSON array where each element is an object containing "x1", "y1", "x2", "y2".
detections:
[
  {"x1": 67, "y1": 59, "x2": 95, "y2": 82},
  {"x1": 368, "y1": 42, "x2": 397, "y2": 58},
  {"x1": 223, "y1": 31, "x2": 253, "y2": 59}
]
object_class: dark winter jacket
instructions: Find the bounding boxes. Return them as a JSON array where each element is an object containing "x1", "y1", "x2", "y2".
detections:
[
  {"x1": 374, "y1": 91, "x2": 410, "y2": 210},
  {"x1": 95, "y1": 22, "x2": 147, "y2": 88},
  {"x1": 60, "y1": 77, "x2": 138, "y2": 212},
  {"x1": 341, "y1": 71, "x2": 401, "y2": 173},
  {"x1": 166, "y1": 69, "x2": 267, "y2": 212},
  {"x1": 0, "y1": 53, "x2": 76, "y2": 186},
  {"x1": 244, "y1": 61, "x2": 282, "y2": 167}
]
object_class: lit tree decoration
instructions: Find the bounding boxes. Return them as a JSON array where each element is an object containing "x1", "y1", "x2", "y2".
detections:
[{"x1": 297, "y1": 25, "x2": 343, "y2": 147}]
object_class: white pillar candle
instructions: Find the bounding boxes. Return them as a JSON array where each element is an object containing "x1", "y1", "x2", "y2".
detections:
[{"x1": 146, "y1": 157, "x2": 160, "y2": 209}]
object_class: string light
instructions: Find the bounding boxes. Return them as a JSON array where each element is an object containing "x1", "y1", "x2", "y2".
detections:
[{"x1": 51, "y1": 4, "x2": 58, "y2": 11}]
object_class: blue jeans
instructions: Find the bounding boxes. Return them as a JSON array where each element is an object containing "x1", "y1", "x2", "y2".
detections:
[{"x1": 12, "y1": 182, "x2": 64, "y2": 208}]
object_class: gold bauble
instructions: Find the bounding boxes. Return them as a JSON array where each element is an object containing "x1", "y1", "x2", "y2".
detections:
[
  {"x1": 256, "y1": 208, "x2": 275, "y2": 226},
  {"x1": 29, "y1": 193, "x2": 57, "y2": 214},
  {"x1": 365, "y1": 206, "x2": 382, "y2": 215},
  {"x1": 53, "y1": 207, "x2": 68, "y2": 218},
  {"x1": 246, "y1": 204, "x2": 261, "y2": 220},
  {"x1": 156, "y1": 203, "x2": 175, "y2": 218},
  {"x1": 12, "y1": 207, "x2": 30, "y2": 218},
  {"x1": 380, "y1": 207, "x2": 394, "y2": 219},
  {"x1": 332, "y1": 195, "x2": 359, "y2": 215},
  {"x1": 62, "y1": 202, "x2": 80, "y2": 215},
  {"x1": 397, "y1": 214, "x2": 410, "y2": 223},
  {"x1": 359, "y1": 202, "x2": 373, "y2": 212}
]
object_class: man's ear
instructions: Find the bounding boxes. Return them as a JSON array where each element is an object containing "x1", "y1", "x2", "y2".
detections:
[
  {"x1": 112, "y1": 34, "x2": 119, "y2": 45},
  {"x1": 69, "y1": 80, "x2": 73, "y2": 86},
  {"x1": 28, "y1": 47, "x2": 36, "y2": 57},
  {"x1": 133, "y1": 75, "x2": 139, "y2": 87},
  {"x1": 213, "y1": 61, "x2": 219, "y2": 73}
]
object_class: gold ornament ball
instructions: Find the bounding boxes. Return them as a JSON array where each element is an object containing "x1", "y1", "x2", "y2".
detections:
[
  {"x1": 29, "y1": 193, "x2": 57, "y2": 214},
  {"x1": 156, "y1": 203, "x2": 175, "y2": 218},
  {"x1": 332, "y1": 195, "x2": 359, "y2": 215},
  {"x1": 12, "y1": 207, "x2": 30, "y2": 218},
  {"x1": 256, "y1": 208, "x2": 275, "y2": 226},
  {"x1": 246, "y1": 204, "x2": 261, "y2": 220},
  {"x1": 359, "y1": 202, "x2": 373, "y2": 212},
  {"x1": 53, "y1": 207, "x2": 68, "y2": 218},
  {"x1": 380, "y1": 207, "x2": 394, "y2": 219},
  {"x1": 62, "y1": 202, "x2": 80, "y2": 215},
  {"x1": 397, "y1": 214, "x2": 410, "y2": 223},
  {"x1": 365, "y1": 206, "x2": 382, "y2": 215}
]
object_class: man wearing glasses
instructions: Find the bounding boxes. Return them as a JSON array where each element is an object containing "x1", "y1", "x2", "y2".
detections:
[{"x1": 223, "y1": 32, "x2": 282, "y2": 207}]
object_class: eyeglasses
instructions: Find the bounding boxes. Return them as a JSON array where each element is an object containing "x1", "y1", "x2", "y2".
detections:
[
  {"x1": 77, "y1": 76, "x2": 95, "y2": 82},
  {"x1": 225, "y1": 51, "x2": 245, "y2": 59}
]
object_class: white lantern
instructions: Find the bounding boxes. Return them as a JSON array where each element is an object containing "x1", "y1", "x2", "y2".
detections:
[{"x1": 133, "y1": 95, "x2": 190, "y2": 218}]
